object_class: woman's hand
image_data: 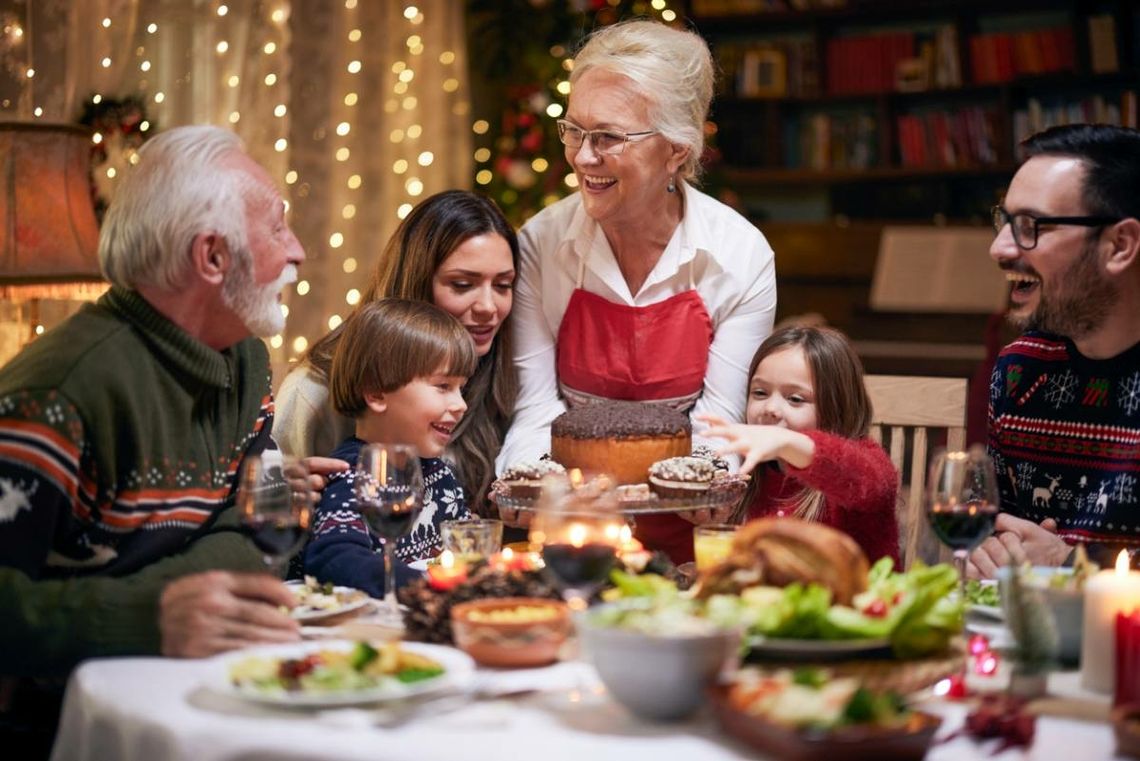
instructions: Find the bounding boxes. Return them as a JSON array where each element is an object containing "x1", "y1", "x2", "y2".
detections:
[{"x1": 696, "y1": 414, "x2": 814, "y2": 474}]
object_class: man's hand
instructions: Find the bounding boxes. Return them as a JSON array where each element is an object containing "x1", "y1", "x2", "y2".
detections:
[
  {"x1": 160, "y1": 571, "x2": 300, "y2": 658},
  {"x1": 301, "y1": 456, "x2": 350, "y2": 492},
  {"x1": 967, "y1": 515, "x2": 1070, "y2": 579}
]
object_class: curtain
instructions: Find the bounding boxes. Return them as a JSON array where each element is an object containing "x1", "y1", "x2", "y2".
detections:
[{"x1": 0, "y1": 0, "x2": 472, "y2": 380}]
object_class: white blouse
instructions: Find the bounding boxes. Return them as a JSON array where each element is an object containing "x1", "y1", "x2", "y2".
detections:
[{"x1": 496, "y1": 182, "x2": 778, "y2": 473}]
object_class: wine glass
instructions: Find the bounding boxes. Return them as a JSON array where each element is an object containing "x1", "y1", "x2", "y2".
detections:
[
  {"x1": 354, "y1": 443, "x2": 424, "y2": 625},
  {"x1": 530, "y1": 475, "x2": 624, "y2": 611},
  {"x1": 236, "y1": 451, "x2": 313, "y2": 572},
  {"x1": 927, "y1": 446, "x2": 1000, "y2": 598}
]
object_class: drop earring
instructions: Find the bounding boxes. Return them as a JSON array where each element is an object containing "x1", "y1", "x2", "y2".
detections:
[{"x1": 667, "y1": 176, "x2": 676, "y2": 193}]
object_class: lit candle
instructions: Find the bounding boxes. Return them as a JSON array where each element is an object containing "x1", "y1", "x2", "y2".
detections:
[
  {"x1": 427, "y1": 549, "x2": 468, "y2": 592},
  {"x1": 567, "y1": 522, "x2": 588, "y2": 548},
  {"x1": 1082, "y1": 550, "x2": 1140, "y2": 692}
]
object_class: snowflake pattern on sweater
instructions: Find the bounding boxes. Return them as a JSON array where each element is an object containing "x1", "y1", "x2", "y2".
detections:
[
  {"x1": 988, "y1": 332, "x2": 1140, "y2": 545},
  {"x1": 303, "y1": 437, "x2": 469, "y2": 596}
]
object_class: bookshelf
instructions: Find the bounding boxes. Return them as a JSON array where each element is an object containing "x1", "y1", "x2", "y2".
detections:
[{"x1": 690, "y1": 0, "x2": 1140, "y2": 224}]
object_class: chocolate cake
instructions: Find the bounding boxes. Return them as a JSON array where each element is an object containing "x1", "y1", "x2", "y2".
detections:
[{"x1": 550, "y1": 401, "x2": 691, "y2": 485}]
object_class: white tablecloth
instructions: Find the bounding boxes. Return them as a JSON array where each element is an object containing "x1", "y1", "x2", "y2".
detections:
[{"x1": 50, "y1": 651, "x2": 1127, "y2": 761}]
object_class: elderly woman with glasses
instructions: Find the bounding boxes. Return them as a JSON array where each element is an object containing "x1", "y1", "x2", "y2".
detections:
[{"x1": 496, "y1": 20, "x2": 777, "y2": 563}]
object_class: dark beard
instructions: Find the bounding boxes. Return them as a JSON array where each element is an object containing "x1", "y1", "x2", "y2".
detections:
[{"x1": 1015, "y1": 240, "x2": 1117, "y2": 338}]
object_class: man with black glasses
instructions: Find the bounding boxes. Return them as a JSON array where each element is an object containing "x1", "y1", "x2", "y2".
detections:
[{"x1": 969, "y1": 124, "x2": 1140, "y2": 578}]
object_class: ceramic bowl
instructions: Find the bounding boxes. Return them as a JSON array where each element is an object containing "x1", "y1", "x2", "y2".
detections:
[
  {"x1": 578, "y1": 601, "x2": 739, "y2": 721},
  {"x1": 995, "y1": 566, "x2": 1084, "y2": 664},
  {"x1": 450, "y1": 597, "x2": 569, "y2": 668}
]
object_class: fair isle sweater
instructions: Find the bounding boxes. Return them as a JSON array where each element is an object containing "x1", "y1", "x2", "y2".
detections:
[
  {"x1": 303, "y1": 436, "x2": 470, "y2": 598},
  {"x1": 745, "y1": 430, "x2": 901, "y2": 565},
  {"x1": 988, "y1": 331, "x2": 1140, "y2": 551},
  {"x1": 0, "y1": 288, "x2": 270, "y2": 676}
]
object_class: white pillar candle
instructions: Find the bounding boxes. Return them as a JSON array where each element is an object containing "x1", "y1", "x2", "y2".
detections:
[{"x1": 1082, "y1": 551, "x2": 1140, "y2": 693}]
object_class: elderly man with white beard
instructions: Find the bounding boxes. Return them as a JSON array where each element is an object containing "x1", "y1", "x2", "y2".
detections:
[
  {"x1": 0, "y1": 126, "x2": 340, "y2": 748},
  {"x1": 969, "y1": 124, "x2": 1140, "y2": 578}
]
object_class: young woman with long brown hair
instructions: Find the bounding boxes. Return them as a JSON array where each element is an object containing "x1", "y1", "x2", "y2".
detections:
[{"x1": 276, "y1": 190, "x2": 518, "y2": 516}]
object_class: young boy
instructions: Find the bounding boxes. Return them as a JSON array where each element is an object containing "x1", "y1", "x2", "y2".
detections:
[{"x1": 302, "y1": 299, "x2": 475, "y2": 596}]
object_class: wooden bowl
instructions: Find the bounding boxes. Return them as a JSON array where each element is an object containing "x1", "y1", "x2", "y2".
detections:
[
  {"x1": 450, "y1": 597, "x2": 570, "y2": 668},
  {"x1": 709, "y1": 685, "x2": 942, "y2": 761}
]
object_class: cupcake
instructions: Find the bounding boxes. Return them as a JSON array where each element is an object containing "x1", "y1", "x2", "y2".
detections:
[
  {"x1": 690, "y1": 444, "x2": 731, "y2": 474},
  {"x1": 500, "y1": 460, "x2": 567, "y2": 499},
  {"x1": 647, "y1": 456, "x2": 717, "y2": 499}
]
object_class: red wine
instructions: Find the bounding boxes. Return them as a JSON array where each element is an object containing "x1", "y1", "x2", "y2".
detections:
[
  {"x1": 542, "y1": 542, "x2": 616, "y2": 590},
  {"x1": 242, "y1": 517, "x2": 306, "y2": 558},
  {"x1": 929, "y1": 501, "x2": 998, "y2": 551},
  {"x1": 360, "y1": 499, "x2": 421, "y2": 541}
]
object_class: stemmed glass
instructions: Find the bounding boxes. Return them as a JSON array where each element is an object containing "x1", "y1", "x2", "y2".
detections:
[
  {"x1": 236, "y1": 451, "x2": 314, "y2": 572},
  {"x1": 530, "y1": 476, "x2": 624, "y2": 612},
  {"x1": 927, "y1": 445, "x2": 1000, "y2": 598},
  {"x1": 354, "y1": 443, "x2": 424, "y2": 625}
]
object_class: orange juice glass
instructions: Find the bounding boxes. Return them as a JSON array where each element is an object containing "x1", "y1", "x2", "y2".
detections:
[{"x1": 693, "y1": 524, "x2": 737, "y2": 572}]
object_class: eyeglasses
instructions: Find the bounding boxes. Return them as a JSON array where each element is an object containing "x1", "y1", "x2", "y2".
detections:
[
  {"x1": 555, "y1": 119, "x2": 657, "y2": 155},
  {"x1": 991, "y1": 205, "x2": 1122, "y2": 251}
]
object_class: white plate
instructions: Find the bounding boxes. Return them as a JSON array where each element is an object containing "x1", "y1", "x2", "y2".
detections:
[
  {"x1": 284, "y1": 581, "x2": 372, "y2": 623},
  {"x1": 213, "y1": 640, "x2": 475, "y2": 707},
  {"x1": 746, "y1": 636, "x2": 893, "y2": 661}
]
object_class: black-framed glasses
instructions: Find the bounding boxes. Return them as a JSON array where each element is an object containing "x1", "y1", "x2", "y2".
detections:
[
  {"x1": 991, "y1": 205, "x2": 1122, "y2": 251},
  {"x1": 555, "y1": 119, "x2": 657, "y2": 155}
]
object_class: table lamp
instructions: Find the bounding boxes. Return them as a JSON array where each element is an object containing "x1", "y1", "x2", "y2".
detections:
[{"x1": 0, "y1": 121, "x2": 106, "y2": 351}]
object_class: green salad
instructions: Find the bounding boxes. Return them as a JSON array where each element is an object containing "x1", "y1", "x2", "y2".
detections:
[{"x1": 605, "y1": 557, "x2": 963, "y2": 658}]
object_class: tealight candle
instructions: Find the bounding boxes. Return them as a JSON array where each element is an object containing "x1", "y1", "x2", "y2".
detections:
[
  {"x1": 427, "y1": 550, "x2": 468, "y2": 592},
  {"x1": 1082, "y1": 550, "x2": 1140, "y2": 693}
]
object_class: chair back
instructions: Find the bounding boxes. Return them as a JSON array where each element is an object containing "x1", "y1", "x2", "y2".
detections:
[{"x1": 864, "y1": 374, "x2": 968, "y2": 568}]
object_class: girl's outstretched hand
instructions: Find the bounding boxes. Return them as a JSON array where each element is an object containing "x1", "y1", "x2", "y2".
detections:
[{"x1": 696, "y1": 414, "x2": 814, "y2": 475}]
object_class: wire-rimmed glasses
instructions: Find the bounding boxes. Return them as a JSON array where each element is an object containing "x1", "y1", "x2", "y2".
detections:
[
  {"x1": 991, "y1": 205, "x2": 1121, "y2": 250},
  {"x1": 556, "y1": 119, "x2": 657, "y2": 155}
]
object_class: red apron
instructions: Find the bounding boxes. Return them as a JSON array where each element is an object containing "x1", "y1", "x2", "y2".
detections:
[{"x1": 557, "y1": 250, "x2": 713, "y2": 564}]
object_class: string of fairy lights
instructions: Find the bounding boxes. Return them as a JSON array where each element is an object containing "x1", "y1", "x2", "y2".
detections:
[{"x1": 3, "y1": 1, "x2": 678, "y2": 363}]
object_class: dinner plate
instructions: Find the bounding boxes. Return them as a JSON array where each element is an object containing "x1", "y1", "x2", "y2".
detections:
[
  {"x1": 745, "y1": 636, "x2": 893, "y2": 662},
  {"x1": 284, "y1": 581, "x2": 371, "y2": 623},
  {"x1": 213, "y1": 640, "x2": 475, "y2": 707}
]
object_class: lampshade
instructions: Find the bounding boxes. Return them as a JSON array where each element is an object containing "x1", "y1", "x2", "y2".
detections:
[{"x1": 0, "y1": 122, "x2": 105, "y2": 301}]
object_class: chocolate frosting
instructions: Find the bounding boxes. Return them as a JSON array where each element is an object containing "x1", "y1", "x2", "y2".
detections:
[
  {"x1": 551, "y1": 401, "x2": 691, "y2": 439},
  {"x1": 649, "y1": 456, "x2": 717, "y2": 483}
]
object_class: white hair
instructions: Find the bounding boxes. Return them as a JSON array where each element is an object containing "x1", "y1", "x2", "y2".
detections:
[
  {"x1": 570, "y1": 20, "x2": 714, "y2": 182},
  {"x1": 99, "y1": 125, "x2": 251, "y2": 291}
]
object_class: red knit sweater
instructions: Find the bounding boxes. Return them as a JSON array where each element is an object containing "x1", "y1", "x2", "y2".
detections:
[{"x1": 745, "y1": 430, "x2": 901, "y2": 565}]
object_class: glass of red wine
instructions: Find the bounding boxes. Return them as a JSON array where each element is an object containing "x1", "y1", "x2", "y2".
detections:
[
  {"x1": 927, "y1": 446, "x2": 1000, "y2": 598},
  {"x1": 237, "y1": 451, "x2": 313, "y2": 572},
  {"x1": 530, "y1": 474, "x2": 623, "y2": 612},
  {"x1": 354, "y1": 443, "x2": 424, "y2": 626}
]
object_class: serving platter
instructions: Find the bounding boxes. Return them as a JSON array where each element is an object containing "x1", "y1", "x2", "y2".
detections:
[
  {"x1": 494, "y1": 479, "x2": 747, "y2": 515},
  {"x1": 708, "y1": 684, "x2": 942, "y2": 761},
  {"x1": 745, "y1": 636, "x2": 894, "y2": 662}
]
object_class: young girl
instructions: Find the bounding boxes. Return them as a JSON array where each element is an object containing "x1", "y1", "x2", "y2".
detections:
[
  {"x1": 700, "y1": 326, "x2": 900, "y2": 564},
  {"x1": 276, "y1": 190, "x2": 518, "y2": 517},
  {"x1": 303, "y1": 299, "x2": 476, "y2": 596}
]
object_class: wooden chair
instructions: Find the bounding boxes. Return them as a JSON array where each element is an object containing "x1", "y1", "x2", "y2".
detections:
[{"x1": 864, "y1": 374, "x2": 968, "y2": 569}]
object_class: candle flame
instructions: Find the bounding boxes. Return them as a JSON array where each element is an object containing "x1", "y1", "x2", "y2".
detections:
[
  {"x1": 569, "y1": 468, "x2": 583, "y2": 488},
  {"x1": 501, "y1": 547, "x2": 514, "y2": 562},
  {"x1": 603, "y1": 523, "x2": 621, "y2": 542},
  {"x1": 1117, "y1": 549, "x2": 1131, "y2": 575},
  {"x1": 568, "y1": 522, "x2": 588, "y2": 548},
  {"x1": 440, "y1": 549, "x2": 455, "y2": 569}
]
